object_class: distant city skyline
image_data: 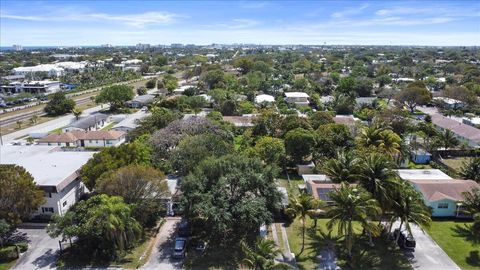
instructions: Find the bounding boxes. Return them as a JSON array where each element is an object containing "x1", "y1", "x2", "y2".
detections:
[{"x1": 1, "y1": 0, "x2": 479, "y2": 46}]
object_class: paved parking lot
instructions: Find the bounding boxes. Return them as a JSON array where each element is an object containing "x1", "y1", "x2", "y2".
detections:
[{"x1": 12, "y1": 228, "x2": 60, "y2": 270}]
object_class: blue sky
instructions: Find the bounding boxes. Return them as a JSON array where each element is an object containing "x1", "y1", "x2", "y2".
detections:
[{"x1": 1, "y1": 1, "x2": 479, "y2": 46}]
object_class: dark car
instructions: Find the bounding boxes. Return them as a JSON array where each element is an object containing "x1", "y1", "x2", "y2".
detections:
[
  {"x1": 178, "y1": 220, "x2": 190, "y2": 237},
  {"x1": 394, "y1": 229, "x2": 416, "y2": 251},
  {"x1": 172, "y1": 237, "x2": 187, "y2": 259}
]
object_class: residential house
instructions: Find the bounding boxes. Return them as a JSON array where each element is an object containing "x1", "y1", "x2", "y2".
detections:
[
  {"x1": 410, "y1": 150, "x2": 432, "y2": 164},
  {"x1": 284, "y1": 92, "x2": 310, "y2": 106},
  {"x1": 1, "y1": 145, "x2": 95, "y2": 217},
  {"x1": 111, "y1": 111, "x2": 149, "y2": 132},
  {"x1": 433, "y1": 97, "x2": 465, "y2": 110},
  {"x1": 255, "y1": 94, "x2": 275, "y2": 104},
  {"x1": 37, "y1": 130, "x2": 126, "y2": 147},
  {"x1": 223, "y1": 115, "x2": 256, "y2": 127},
  {"x1": 126, "y1": 94, "x2": 155, "y2": 108},
  {"x1": 431, "y1": 114, "x2": 480, "y2": 148},
  {"x1": 1, "y1": 80, "x2": 61, "y2": 94},
  {"x1": 62, "y1": 113, "x2": 108, "y2": 132}
]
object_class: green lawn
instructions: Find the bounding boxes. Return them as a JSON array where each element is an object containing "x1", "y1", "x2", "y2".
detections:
[
  {"x1": 285, "y1": 217, "x2": 411, "y2": 270},
  {"x1": 425, "y1": 220, "x2": 480, "y2": 270},
  {"x1": 441, "y1": 157, "x2": 469, "y2": 173},
  {"x1": 0, "y1": 259, "x2": 17, "y2": 270},
  {"x1": 100, "y1": 122, "x2": 116, "y2": 130}
]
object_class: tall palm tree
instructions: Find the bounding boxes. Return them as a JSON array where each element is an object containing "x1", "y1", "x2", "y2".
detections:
[
  {"x1": 322, "y1": 150, "x2": 361, "y2": 183},
  {"x1": 461, "y1": 188, "x2": 480, "y2": 215},
  {"x1": 357, "y1": 125, "x2": 385, "y2": 149},
  {"x1": 241, "y1": 238, "x2": 291, "y2": 270},
  {"x1": 472, "y1": 213, "x2": 480, "y2": 237},
  {"x1": 389, "y1": 181, "x2": 431, "y2": 242},
  {"x1": 377, "y1": 129, "x2": 402, "y2": 158},
  {"x1": 327, "y1": 183, "x2": 381, "y2": 257},
  {"x1": 285, "y1": 194, "x2": 320, "y2": 255},
  {"x1": 358, "y1": 152, "x2": 398, "y2": 206}
]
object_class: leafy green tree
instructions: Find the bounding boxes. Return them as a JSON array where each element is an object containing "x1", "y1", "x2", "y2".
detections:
[
  {"x1": 129, "y1": 107, "x2": 182, "y2": 139},
  {"x1": 327, "y1": 183, "x2": 381, "y2": 257},
  {"x1": 47, "y1": 194, "x2": 141, "y2": 258},
  {"x1": 162, "y1": 75, "x2": 178, "y2": 93},
  {"x1": 315, "y1": 123, "x2": 354, "y2": 158},
  {"x1": 461, "y1": 158, "x2": 480, "y2": 182},
  {"x1": 239, "y1": 100, "x2": 255, "y2": 114},
  {"x1": 253, "y1": 137, "x2": 285, "y2": 166},
  {"x1": 462, "y1": 188, "x2": 480, "y2": 214},
  {"x1": 309, "y1": 111, "x2": 334, "y2": 129},
  {"x1": 80, "y1": 140, "x2": 151, "y2": 190},
  {"x1": 171, "y1": 133, "x2": 233, "y2": 175},
  {"x1": 72, "y1": 107, "x2": 82, "y2": 120},
  {"x1": 332, "y1": 92, "x2": 355, "y2": 115},
  {"x1": 204, "y1": 69, "x2": 226, "y2": 89},
  {"x1": 44, "y1": 92, "x2": 75, "y2": 116},
  {"x1": 187, "y1": 96, "x2": 207, "y2": 115},
  {"x1": 145, "y1": 79, "x2": 157, "y2": 89},
  {"x1": 395, "y1": 85, "x2": 431, "y2": 113},
  {"x1": 137, "y1": 87, "x2": 148, "y2": 95},
  {"x1": 241, "y1": 238, "x2": 291, "y2": 270},
  {"x1": 0, "y1": 219, "x2": 10, "y2": 248},
  {"x1": 285, "y1": 194, "x2": 322, "y2": 254},
  {"x1": 0, "y1": 165, "x2": 45, "y2": 226},
  {"x1": 96, "y1": 165, "x2": 169, "y2": 227},
  {"x1": 234, "y1": 57, "x2": 254, "y2": 75},
  {"x1": 95, "y1": 85, "x2": 134, "y2": 110},
  {"x1": 322, "y1": 150, "x2": 361, "y2": 183},
  {"x1": 284, "y1": 128, "x2": 316, "y2": 164},
  {"x1": 180, "y1": 155, "x2": 281, "y2": 244}
]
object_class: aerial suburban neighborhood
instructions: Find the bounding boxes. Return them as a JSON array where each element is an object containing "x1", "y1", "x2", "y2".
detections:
[{"x1": 0, "y1": 1, "x2": 479, "y2": 270}]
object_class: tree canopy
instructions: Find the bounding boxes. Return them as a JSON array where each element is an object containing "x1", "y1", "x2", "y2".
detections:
[
  {"x1": 95, "y1": 85, "x2": 134, "y2": 110},
  {"x1": 44, "y1": 92, "x2": 75, "y2": 116}
]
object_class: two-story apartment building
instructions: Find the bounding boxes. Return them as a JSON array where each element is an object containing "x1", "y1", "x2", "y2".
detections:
[
  {"x1": 284, "y1": 92, "x2": 310, "y2": 106},
  {"x1": 1, "y1": 145, "x2": 95, "y2": 217}
]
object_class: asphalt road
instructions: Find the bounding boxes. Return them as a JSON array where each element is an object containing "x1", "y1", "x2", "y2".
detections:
[
  {"x1": 12, "y1": 228, "x2": 60, "y2": 270},
  {"x1": 141, "y1": 218, "x2": 183, "y2": 270}
]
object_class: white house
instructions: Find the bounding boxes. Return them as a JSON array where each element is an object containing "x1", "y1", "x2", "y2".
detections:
[
  {"x1": 255, "y1": 94, "x2": 275, "y2": 104},
  {"x1": 63, "y1": 113, "x2": 109, "y2": 132},
  {"x1": 1, "y1": 145, "x2": 95, "y2": 217},
  {"x1": 284, "y1": 92, "x2": 309, "y2": 106},
  {"x1": 431, "y1": 114, "x2": 480, "y2": 148},
  {"x1": 112, "y1": 111, "x2": 149, "y2": 132},
  {"x1": 37, "y1": 130, "x2": 126, "y2": 147}
]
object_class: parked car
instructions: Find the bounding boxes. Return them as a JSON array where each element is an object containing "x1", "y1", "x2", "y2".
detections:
[
  {"x1": 178, "y1": 220, "x2": 190, "y2": 237},
  {"x1": 172, "y1": 237, "x2": 187, "y2": 259},
  {"x1": 393, "y1": 229, "x2": 416, "y2": 251}
]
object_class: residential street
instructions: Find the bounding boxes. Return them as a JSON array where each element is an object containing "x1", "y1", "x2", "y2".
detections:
[
  {"x1": 1, "y1": 104, "x2": 108, "y2": 144},
  {"x1": 140, "y1": 217, "x2": 183, "y2": 270},
  {"x1": 12, "y1": 227, "x2": 60, "y2": 270},
  {"x1": 403, "y1": 223, "x2": 461, "y2": 270}
]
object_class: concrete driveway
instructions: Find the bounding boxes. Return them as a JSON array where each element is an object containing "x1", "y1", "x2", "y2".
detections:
[
  {"x1": 403, "y1": 223, "x2": 460, "y2": 270},
  {"x1": 12, "y1": 228, "x2": 60, "y2": 270},
  {"x1": 141, "y1": 218, "x2": 183, "y2": 270}
]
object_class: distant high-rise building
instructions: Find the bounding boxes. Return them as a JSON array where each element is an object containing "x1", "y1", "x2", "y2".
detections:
[
  {"x1": 101, "y1": 44, "x2": 113, "y2": 48},
  {"x1": 136, "y1": 43, "x2": 151, "y2": 50},
  {"x1": 12, "y1": 44, "x2": 23, "y2": 51},
  {"x1": 170, "y1": 43, "x2": 183, "y2": 48}
]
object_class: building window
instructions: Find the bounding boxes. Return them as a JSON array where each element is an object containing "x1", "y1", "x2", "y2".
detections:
[
  {"x1": 438, "y1": 203, "x2": 449, "y2": 209},
  {"x1": 89, "y1": 140, "x2": 92, "y2": 143},
  {"x1": 41, "y1": 207, "x2": 54, "y2": 213},
  {"x1": 58, "y1": 143, "x2": 61, "y2": 146},
  {"x1": 63, "y1": 201, "x2": 67, "y2": 207},
  {"x1": 96, "y1": 140, "x2": 99, "y2": 143}
]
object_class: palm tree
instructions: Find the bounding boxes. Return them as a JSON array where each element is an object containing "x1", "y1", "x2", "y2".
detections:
[
  {"x1": 322, "y1": 150, "x2": 361, "y2": 183},
  {"x1": 357, "y1": 125, "x2": 385, "y2": 149},
  {"x1": 357, "y1": 125, "x2": 402, "y2": 158},
  {"x1": 435, "y1": 129, "x2": 459, "y2": 150},
  {"x1": 461, "y1": 188, "x2": 480, "y2": 215},
  {"x1": 472, "y1": 213, "x2": 480, "y2": 236},
  {"x1": 358, "y1": 153, "x2": 398, "y2": 206},
  {"x1": 378, "y1": 129, "x2": 402, "y2": 158},
  {"x1": 241, "y1": 238, "x2": 291, "y2": 270},
  {"x1": 72, "y1": 107, "x2": 82, "y2": 120},
  {"x1": 30, "y1": 115, "x2": 38, "y2": 124},
  {"x1": 460, "y1": 157, "x2": 480, "y2": 182},
  {"x1": 327, "y1": 183, "x2": 381, "y2": 257},
  {"x1": 16, "y1": 120, "x2": 23, "y2": 129},
  {"x1": 389, "y1": 181, "x2": 431, "y2": 243},
  {"x1": 285, "y1": 193, "x2": 320, "y2": 255}
]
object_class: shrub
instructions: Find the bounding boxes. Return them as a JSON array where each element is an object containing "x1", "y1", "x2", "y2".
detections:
[{"x1": 0, "y1": 246, "x2": 18, "y2": 261}]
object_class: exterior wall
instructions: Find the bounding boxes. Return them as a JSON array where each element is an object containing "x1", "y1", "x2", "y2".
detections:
[
  {"x1": 82, "y1": 136, "x2": 125, "y2": 147},
  {"x1": 37, "y1": 141, "x2": 79, "y2": 147},
  {"x1": 428, "y1": 199, "x2": 458, "y2": 217},
  {"x1": 33, "y1": 179, "x2": 87, "y2": 217},
  {"x1": 111, "y1": 126, "x2": 134, "y2": 133},
  {"x1": 286, "y1": 97, "x2": 309, "y2": 106},
  {"x1": 411, "y1": 153, "x2": 431, "y2": 164}
]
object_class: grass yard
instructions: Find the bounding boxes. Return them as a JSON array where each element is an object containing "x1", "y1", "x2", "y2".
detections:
[
  {"x1": 425, "y1": 219, "x2": 480, "y2": 270},
  {"x1": 0, "y1": 259, "x2": 17, "y2": 270},
  {"x1": 286, "y1": 217, "x2": 411, "y2": 270},
  {"x1": 441, "y1": 157, "x2": 469, "y2": 173}
]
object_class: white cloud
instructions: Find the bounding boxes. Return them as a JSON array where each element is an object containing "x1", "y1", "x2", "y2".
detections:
[
  {"x1": 1, "y1": 10, "x2": 181, "y2": 27},
  {"x1": 331, "y1": 4, "x2": 369, "y2": 18},
  {"x1": 230, "y1": 19, "x2": 261, "y2": 29}
]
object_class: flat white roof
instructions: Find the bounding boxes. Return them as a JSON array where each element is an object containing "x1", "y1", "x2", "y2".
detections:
[
  {"x1": 302, "y1": 174, "x2": 330, "y2": 182},
  {"x1": 395, "y1": 169, "x2": 452, "y2": 181},
  {"x1": 255, "y1": 94, "x2": 275, "y2": 103},
  {"x1": 285, "y1": 92, "x2": 309, "y2": 98},
  {"x1": 0, "y1": 145, "x2": 95, "y2": 188}
]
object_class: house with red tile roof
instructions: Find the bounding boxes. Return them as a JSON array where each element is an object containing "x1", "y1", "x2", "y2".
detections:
[{"x1": 37, "y1": 130, "x2": 126, "y2": 147}]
